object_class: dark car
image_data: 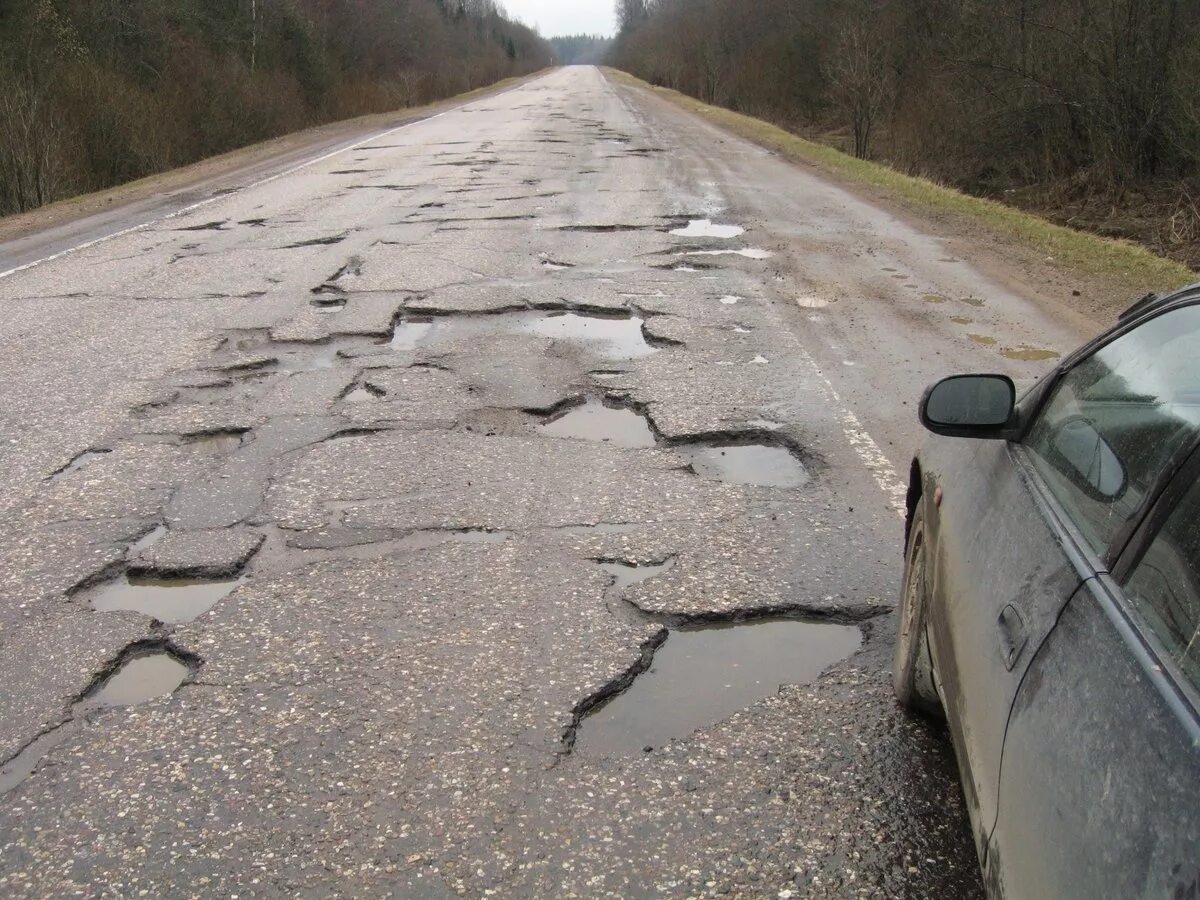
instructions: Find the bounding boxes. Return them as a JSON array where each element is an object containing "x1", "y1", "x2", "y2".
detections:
[{"x1": 895, "y1": 283, "x2": 1200, "y2": 898}]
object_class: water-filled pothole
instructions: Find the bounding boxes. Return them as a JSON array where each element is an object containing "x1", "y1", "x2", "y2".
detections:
[
  {"x1": 47, "y1": 449, "x2": 111, "y2": 483},
  {"x1": 387, "y1": 311, "x2": 657, "y2": 360},
  {"x1": 0, "y1": 648, "x2": 191, "y2": 794},
  {"x1": 86, "y1": 575, "x2": 247, "y2": 623},
  {"x1": 678, "y1": 443, "x2": 809, "y2": 488},
  {"x1": 670, "y1": 219, "x2": 744, "y2": 239},
  {"x1": 599, "y1": 558, "x2": 676, "y2": 592},
  {"x1": 576, "y1": 619, "x2": 861, "y2": 755},
  {"x1": 89, "y1": 652, "x2": 191, "y2": 707},
  {"x1": 1001, "y1": 345, "x2": 1060, "y2": 361},
  {"x1": 683, "y1": 248, "x2": 772, "y2": 260},
  {"x1": 540, "y1": 399, "x2": 656, "y2": 449}
]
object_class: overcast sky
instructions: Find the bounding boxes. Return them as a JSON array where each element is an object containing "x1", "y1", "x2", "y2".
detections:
[{"x1": 504, "y1": 0, "x2": 616, "y2": 37}]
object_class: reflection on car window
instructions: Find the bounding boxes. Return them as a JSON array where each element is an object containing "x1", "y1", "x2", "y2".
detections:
[
  {"x1": 1025, "y1": 304, "x2": 1200, "y2": 555},
  {"x1": 1124, "y1": 474, "x2": 1200, "y2": 693}
]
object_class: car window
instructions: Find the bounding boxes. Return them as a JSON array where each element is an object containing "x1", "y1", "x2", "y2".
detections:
[
  {"x1": 1123, "y1": 473, "x2": 1200, "y2": 692},
  {"x1": 1024, "y1": 303, "x2": 1200, "y2": 555}
]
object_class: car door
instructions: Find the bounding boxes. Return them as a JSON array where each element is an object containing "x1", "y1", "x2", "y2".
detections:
[
  {"x1": 923, "y1": 434, "x2": 1091, "y2": 856},
  {"x1": 926, "y1": 297, "x2": 1200, "y2": 863},
  {"x1": 989, "y1": 447, "x2": 1200, "y2": 899},
  {"x1": 983, "y1": 299, "x2": 1200, "y2": 896}
]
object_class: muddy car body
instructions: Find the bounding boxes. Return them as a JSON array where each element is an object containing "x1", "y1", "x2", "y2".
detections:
[{"x1": 895, "y1": 284, "x2": 1200, "y2": 897}]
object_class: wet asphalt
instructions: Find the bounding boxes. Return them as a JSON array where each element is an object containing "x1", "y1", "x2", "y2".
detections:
[{"x1": 0, "y1": 66, "x2": 1094, "y2": 896}]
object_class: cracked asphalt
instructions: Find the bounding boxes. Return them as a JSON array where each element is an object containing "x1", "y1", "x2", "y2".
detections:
[{"x1": 0, "y1": 67, "x2": 1091, "y2": 896}]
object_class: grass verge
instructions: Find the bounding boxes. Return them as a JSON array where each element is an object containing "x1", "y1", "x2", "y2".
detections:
[{"x1": 606, "y1": 68, "x2": 1195, "y2": 295}]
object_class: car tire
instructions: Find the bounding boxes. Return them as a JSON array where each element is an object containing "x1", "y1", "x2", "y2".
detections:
[{"x1": 893, "y1": 503, "x2": 943, "y2": 717}]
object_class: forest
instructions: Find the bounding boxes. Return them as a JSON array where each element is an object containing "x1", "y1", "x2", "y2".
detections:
[
  {"x1": 611, "y1": 0, "x2": 1200, "y2": 266},
  {"x1": 0, "y1": 0, "x2": 551, "y2": 216}
]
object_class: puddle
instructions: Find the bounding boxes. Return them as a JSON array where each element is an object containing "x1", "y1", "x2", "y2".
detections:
[
  {"x1": 796, "y1": 296, "x2": 830, "y2": 309},
  {"x1": 0, "y1": 648, "x2": 190, "y2": 794},
  {"x1": 87, "y1": 575, "x2": 247, "y2": 623},
  {"x1": 674, "y1": 265, "x2": 699, "y2": 273},
  {"x1": 718, "y1": 296, "x2": 741, "y2": 305},
  {"x1": 684, "y1": 248, "x2": 772, "y2": 260},
  {"x1": 128, "y1": 525, "x2": 167, "y2": 554},
  {"x1": 670, "y1": 219, "x2": 744, "y2": 239},
  {"x1": 184, "y1": 431, "x2": 245, "y2": 453},
  {"x1": 525, "y1": 313, "x2": 655, "y2": 358},
  {"x1": 88, "y1": 651, "x2": 191, "y2": 707},
  {"x1": 1001, "y1": 346, "x2": 1060, "y2": 361},
  {"x1": 576, "y1": 619, "x2": 861, "y2": 755},
  {"x1": 388, "y1": 312, "x2": 657, "y2": 360},
  {"x1": 540, "y1": 399, "x2": 656, "y2": 449},
  {"x1": 959, "y1": 296, "x2": 986, "y2": 308},
  {"x1": 731, "y1": 325, "x2": 753, "y2": 334},
  {"x1": 0, "y1": 728, "x2": 72, "y2": 795},
  {"x1": 967, "y1": 333, "x2": 997, "y2": 346},
  {"x1": 263, "y1": 343, "x2": 349, "y2": 373},
  {"x1": 390, "y1": 318, "x2": 435, "y2": 350},
  {"x1": 343, "y1": 386, "x2": 382, "y2": 403},
  {"x1": 949, "y1": 316, "x2": 973, "y2": 325},
  {"x1": 923, "y1": 294, "x2": 947, "y2": 304},
  {"x1": 750, "y1": 355, "x2": 769, "y2": 365},
  {"x1": 48, "y1": 449, "x2": 111, "y2": 483},
  {"x1": 679, "y1": 443, "x2": 809, "y2": 488},
  {"x1": 598, "y1": 557, "x2": 676, "y2": 592},
  {"x1": 396, "y1": 528, "x2": 514, "y2": 551}
]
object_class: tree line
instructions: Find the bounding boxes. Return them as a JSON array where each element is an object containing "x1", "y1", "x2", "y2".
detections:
[
  {"x1": 0, "y1": 0, "x2": 551, "y2": 216},
  {"x1": 550, "y1": 35, "x2": 613, "y2": 66},
  {"x1": 612, "y1": 0, "x2": 1200, "y2": 264}
]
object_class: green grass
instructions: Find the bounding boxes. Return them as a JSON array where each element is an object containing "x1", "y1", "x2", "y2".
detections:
[{"x1": 606, "y1": 69, "x2": 1196, "y2": 294}]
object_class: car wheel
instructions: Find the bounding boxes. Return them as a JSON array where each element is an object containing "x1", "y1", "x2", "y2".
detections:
[{"x1": 893, "y1": 503, "x2": 943, "y2": 716}]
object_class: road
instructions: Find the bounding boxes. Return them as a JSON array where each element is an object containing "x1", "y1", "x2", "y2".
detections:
[{"x1": 0, "y1": 66, "x2": 1090, "y2": 896}]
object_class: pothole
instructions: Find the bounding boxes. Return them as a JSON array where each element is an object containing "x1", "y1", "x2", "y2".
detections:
[
  {"x1": 575, "y1": 619, "x2": 862, "y2": 755},
  {"x1": 670, "y1": 219, "x2": 745, "y2": 239},
  {"x1": 0, "y1": 646, "x2": 192, "y2": 794},
  {"x1": 183, "y1": 430, "x2": 247, "y2": 453},
  {"x1": 88, "y1": 650, "x2": 191, "y2": 707},
  {"x1": 47, "y1": 449, "x2": 111, "y2": 483},
  {"x1": 683, "y1": 248, "x2": 772, "y2": 260},
  {"x1": 678, "y1": 442, "x2": 809, "y2": 488},
  {"x1": 128, "y1": 525, "x2": 167, "y2": 554},
  {"x1": 387, "y1": 311, "x2": 658, "y2": 360},
  {"x1": 396, "y1": 528, "x2": 514, "y2": 551},
  {"x1": 539, "y1": 398, "x2": 656, "y2": 449},
  {"x1": 310, "y1": 297, "x2": 347, "y2": 313},
  {"x1": 85, "y1": 575, "x2": 247, "y2": 623},
  {"x1": 343, "y1": 384, "x2": 384, "y2": 403},
  {"x1": 598, "y1": 557, "x2": 676, "y2": 592}
]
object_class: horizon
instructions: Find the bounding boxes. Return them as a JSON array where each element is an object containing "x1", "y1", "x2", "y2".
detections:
[{"x1": 503, "y1": 0, "x2": 616, "y2": 39}]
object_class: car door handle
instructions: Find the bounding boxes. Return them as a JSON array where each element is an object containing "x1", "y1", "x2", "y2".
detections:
[{"x1": 998, "y1": 604, "x2": 1028, "y2": 671}]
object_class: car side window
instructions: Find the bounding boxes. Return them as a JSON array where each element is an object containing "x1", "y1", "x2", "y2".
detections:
[
  {"x1": 1123, "y1": 474, "x2": 1200, "y2": 692},
  {"x1": 1024, "y1": 303, "x2": 1200, "y2": 556}
]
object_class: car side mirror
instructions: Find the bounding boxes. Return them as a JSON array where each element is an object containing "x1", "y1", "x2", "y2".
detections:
[{"x1": 920, "y1": 374, "x2": 1017, "y2": 439}]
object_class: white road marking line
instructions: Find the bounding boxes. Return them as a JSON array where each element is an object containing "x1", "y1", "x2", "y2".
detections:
[
  {"x1": 0, "y1": 73, "x2": 548, "y2": 282},
  {"x1": 812, "y1": 364, "x2": 908, "y2": 517}
]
